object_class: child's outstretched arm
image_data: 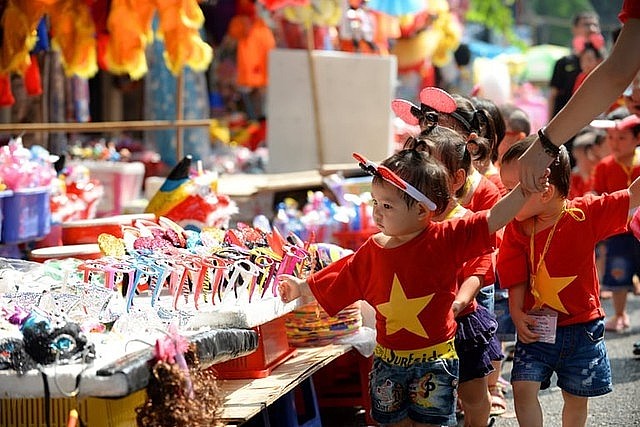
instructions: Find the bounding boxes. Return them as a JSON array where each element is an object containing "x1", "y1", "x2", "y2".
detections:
[
  {"x1": 277, "y1": 274, "x2": 313, "y2": 303},
  {"x1": 508, "y1": 283, "x2": 541, "y2": 343},
  {"x1": 486, "y1": 183, "x2": 530, "y2": 234}
]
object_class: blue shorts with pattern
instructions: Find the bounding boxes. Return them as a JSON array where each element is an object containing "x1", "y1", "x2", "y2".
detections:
[
  {"x1": 601, "y1": 233, "x2": 640, "y2": 292},
  {"x1": 511, "y1": 318, "x2": 612, "y2": 397},
  {"x1": 369, "y1": 356, "x2": 459, "y2": 426}
]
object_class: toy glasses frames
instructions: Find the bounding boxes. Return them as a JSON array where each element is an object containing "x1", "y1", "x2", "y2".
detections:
[{"x1": 352, "y1": 152, "x2": 437, "y2": 211}]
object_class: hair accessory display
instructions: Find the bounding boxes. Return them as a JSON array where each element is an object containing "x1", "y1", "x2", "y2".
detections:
[{"x1": 352, "y1": 152, "x2": 437, "y2": 210}]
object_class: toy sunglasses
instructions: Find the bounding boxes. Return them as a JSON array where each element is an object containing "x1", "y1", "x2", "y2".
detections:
[{"x1": 352, "y1": 152, "x2": 436, "y2": 211}]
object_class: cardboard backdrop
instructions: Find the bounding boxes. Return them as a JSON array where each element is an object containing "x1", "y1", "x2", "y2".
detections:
[{"x1": 267, "y1": 49, "x2": 397, "y2": 173}]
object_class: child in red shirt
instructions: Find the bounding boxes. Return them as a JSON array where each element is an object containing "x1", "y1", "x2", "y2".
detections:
[
  {"x1": 407, "y1": 132, "x2": 502, "y2": 426},
  {"x1": 591, "y1": 113, "x2": 640, "y2": 332},
  {"x1": 498, "y1": 135, "x2": 640, "y2": 427},
  {"x1": 568, "y1": 128, "x2": 600, "y2": 199},
  {"x1": 278, "y1": 126, "x2": 531, "y2": 426}
]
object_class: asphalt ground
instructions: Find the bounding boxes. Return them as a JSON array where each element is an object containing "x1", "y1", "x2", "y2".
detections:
[{"x1": 320, "y1": 293, "x2": 640, "y2": 426}]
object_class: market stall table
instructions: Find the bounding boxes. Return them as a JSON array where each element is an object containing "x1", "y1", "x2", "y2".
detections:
[{"x1": 218, "y1": 343, "x2": 355, "y2": 426}]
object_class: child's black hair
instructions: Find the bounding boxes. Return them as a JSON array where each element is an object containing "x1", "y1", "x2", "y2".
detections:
[
  {"x1": 378, "y1": 146, "x2": 451, "y2": 216},
  {"x1": 501, "y1": 135, "x2": 571, "y2": 197},
  {"x1": 405, "y1": 126, "x2": 472, "y2": 199}
]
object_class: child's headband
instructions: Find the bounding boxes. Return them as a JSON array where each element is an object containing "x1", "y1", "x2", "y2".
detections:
[
  {"x1": 391, "y1": 87, "x2": 473, "y2": 133},
  {"x1": 353, "y1": 152, "x2": 436, "y2": 211}
]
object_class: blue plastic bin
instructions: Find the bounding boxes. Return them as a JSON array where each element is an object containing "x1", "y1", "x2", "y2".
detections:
[
  {"x1": 0, "y1": 190, "x2": 13, "y2": 241},
  {"x1": 1, "y1": 187, "x2": 51, "y2": 244}
]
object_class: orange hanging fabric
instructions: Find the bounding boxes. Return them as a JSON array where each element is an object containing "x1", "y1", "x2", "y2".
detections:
[{"x1": 227, "y1": 15, "x2": 276, "y2": 88}]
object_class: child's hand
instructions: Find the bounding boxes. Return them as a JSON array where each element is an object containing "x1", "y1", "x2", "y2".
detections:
[
  {"x1": 511, "y1": 310, "x2": 540, "y2": 343},
  {"x1": 451, "y1": 300, "x2": 466, "y2": 318},
  {"x1": 277, "y1": 274, "x2": 304, "y2": 303}
]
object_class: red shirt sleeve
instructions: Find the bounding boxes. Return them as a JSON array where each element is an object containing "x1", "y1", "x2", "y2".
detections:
[{"x1": 619, "y1": 0, "x2": 640, "y2": 23}]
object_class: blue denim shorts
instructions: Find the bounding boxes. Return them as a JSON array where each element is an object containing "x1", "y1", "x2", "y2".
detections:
[
  {"x1": 475, "y1": 284, "x2": 495, "y2": 313},
  {"x1": 601, "y1": 233, "x2": 640, "y2": 292},
  {"x1": 494, "y1": 289, "x2": 516, "y2": 342},
  {"x1": 511, "y1": 318, "x2": 612, "y2": 397},
  {"x1": 369, "y1": 355, "x2": 459, "y2": 425}
]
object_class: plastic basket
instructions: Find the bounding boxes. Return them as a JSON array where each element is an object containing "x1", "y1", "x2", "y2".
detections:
[
  {"x1": 331, "y1": 227, "x2": 377, "y2": 251},
  {"x1": 0, "y1": 190, "x2": 12, "y2": 240},
  {"x1": 212, "y1": 316, "x2": 296, "y2": 379},
  {"x1": 1, "y1": 187, "x2": 51, "y2": 244},
  {"x1": 285, "y1": 301, "x2": 362, "y2": 347},
  {"x1": 78, "y1": 161, "x2": 145, "y2": 216}
]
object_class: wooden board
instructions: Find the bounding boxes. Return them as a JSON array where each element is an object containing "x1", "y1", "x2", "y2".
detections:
[
  {"x1": 267, "y1": 49, "x2": 397, "y2": 173},
  {"x1": 217, "y1": 344, "x2": 353, "y2": 424}
]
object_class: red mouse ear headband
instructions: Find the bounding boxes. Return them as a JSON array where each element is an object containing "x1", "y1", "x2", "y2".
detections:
[
  {"x1": 391, "y1": 99, "x2": 420, "y2": 125},
  {"x1": 391, "y1": 87, "x2": 458, "y2": 127},
  {"x1": 418, "y1": 87, "x2": 458, "y2": 113}
]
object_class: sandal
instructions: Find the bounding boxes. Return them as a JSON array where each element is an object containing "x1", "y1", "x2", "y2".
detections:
[
  {"x1": 606, "y1": 316, "x2": 630, "y2": 332},
  {"x1": 497, "y1": 376, "x2": 510, "y2": 392},
  {"x1": 605, "y1": 317, "x2": 623, "y2": 332},
  {"x1": 489, "y1": 385, "x2": 507, "y2": 416}
]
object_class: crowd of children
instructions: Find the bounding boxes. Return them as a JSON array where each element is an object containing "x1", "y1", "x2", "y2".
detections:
[
  {"x1": 277, "y1": 3, "x2": 640, "y2": 426},
  {"x1": 275, "y1": 73, "x2": 640, "y2": 426}
]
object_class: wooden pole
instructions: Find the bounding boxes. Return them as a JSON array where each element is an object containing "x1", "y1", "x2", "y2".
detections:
[
  {"x1": 305, "y1": 21, "x2": 324, "y2": 169},
  {"x1": 176, "y1": 71, "x2": 185, "y2": 161},
  {"x1": 0, "y1": 119, "x2": 211, "y2": 133}
]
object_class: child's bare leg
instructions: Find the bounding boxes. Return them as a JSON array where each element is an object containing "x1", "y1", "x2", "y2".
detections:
[
  {"x1": 561, "y1": 390, "x2": 588, "y2": 427},
  {"x1": 512, "y1": 380, "x2": 543, "y2": 427},
  {"x1": 458, "y1": 377, "x2": 491, "y2": 427},
  {"x1": 612, "y1": 289, "x2": 629, "y2": 328}
]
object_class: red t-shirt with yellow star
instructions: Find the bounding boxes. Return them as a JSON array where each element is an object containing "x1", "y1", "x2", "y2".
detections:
[
  {"x1": 497, "y1": 191, "x2": 630, "y2": 327},
  {"x1": 592, "y1": 153, "x2": 640, "y2": 195},
  {"x1": 308, "y1": 211, "x2": 493, "y2": 350},
  {"x1": 462, "y1": 172, "x2": 501, "y2": 212},
  {"x1": 619, "y1": 0, "x2": 640, "y2": 22}
]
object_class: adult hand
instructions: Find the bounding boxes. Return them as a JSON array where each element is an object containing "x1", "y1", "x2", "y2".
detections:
[{"x1": 518, "y1": 137, "x2": 554, "y2": 193}]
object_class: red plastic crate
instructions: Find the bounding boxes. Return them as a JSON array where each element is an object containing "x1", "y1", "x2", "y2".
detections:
[
  {"x1": 332, "y1": 227, "x2": 378, "y2": 251},
  {"x1": 214, "y1": 316, "x2": 297, "y2": 379}
]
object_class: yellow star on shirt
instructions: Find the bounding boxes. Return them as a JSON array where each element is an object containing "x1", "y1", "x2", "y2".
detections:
[
  {"x1": 376, "y1": 274, "x2": 433, "y2": 338},
  {"x1": 531, "y1": 260, "x2": 576, "y2": 314}
]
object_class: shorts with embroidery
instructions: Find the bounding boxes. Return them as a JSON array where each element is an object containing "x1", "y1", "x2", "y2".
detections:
[
  {"x1": 511, "y1": 318, "x2": 612, "y2": 397},
  {"x1": 369, "y1": 355, "x2": 459, "y2": 425},
  {"x1": 601, "y1": 233, "x2": 640, "y2": 292}
]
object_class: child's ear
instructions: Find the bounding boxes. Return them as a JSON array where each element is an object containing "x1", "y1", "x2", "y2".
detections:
[
  {"x1": 416, "y1": 201, "x2": 431, "y2": 218},
  {"x1": 452, "y1": 168, "x2": 467, "y2": 192},
  {"x1": 540, "y1": 183, "x2": 557, "y2": 201}
]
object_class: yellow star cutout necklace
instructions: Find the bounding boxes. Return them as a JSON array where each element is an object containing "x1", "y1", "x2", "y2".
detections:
[
  {"x1": 529, "y1": 203, "x2": 585, "y2": 313},
  {"x1": 377, "y1": 274, "x2": 433, "y2": 338}
]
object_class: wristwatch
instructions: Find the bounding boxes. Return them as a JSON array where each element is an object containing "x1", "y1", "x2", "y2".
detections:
[{"x1": 537, "y1": 127, "x2": 560, "y2": 158}]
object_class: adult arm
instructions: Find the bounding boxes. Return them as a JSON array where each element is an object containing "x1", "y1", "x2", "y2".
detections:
[{"x1": 519, "y1": 18, "x2": 640, "y2": 192}]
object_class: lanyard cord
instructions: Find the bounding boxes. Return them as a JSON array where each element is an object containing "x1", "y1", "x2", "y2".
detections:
[{"x1": 529, "y1": 203, "x2": 585, "y2": 304}]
